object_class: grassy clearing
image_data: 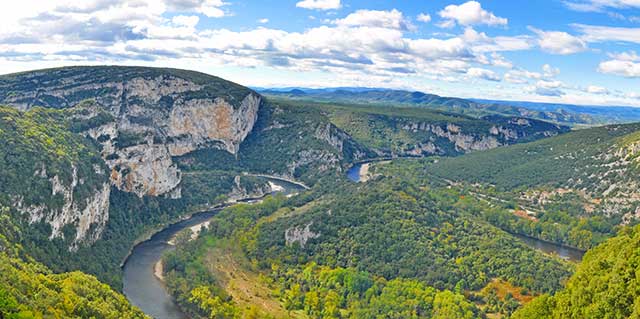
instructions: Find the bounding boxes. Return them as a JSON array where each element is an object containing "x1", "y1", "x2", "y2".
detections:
[{"x1": 203, "y1": 238, "x2": 308, "y2": 319}]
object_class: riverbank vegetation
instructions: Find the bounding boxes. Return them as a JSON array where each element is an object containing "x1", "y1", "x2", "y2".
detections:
[
  {"x1": 162, "y1": 172, "x2": 574, "y2": 318},
  {"x1": 513, "y1": 225, "x2": 640, "y2": 318},
  {"x1": 0, "y1": 206, "x2": 147, "y2": 319}
]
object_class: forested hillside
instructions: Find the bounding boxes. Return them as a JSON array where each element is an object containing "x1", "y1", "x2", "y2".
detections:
[
  {"x1": 271, "y1": 98, "x2": 568, "y2": 158},
  {"x1": 162, "y1": 173, "x2": 572, "y2": 318},
  {"x1": 419, "y1": 122, "x2": 640, "y2": 250},
  {"x1": 513, "y1": 225, "x2": 640, "y2": 318},
  {"x1": 262, "y1": 89, "x2": 595, "y2": 126},
  {"x1": 0, "y1": 205, "x2": 146, "y2": 318},
  {"x1": 0, "y1": 66, "x2": 571, "y2": 292},
  {"x1": 0, "y1": 66, "x2": 624, "y2": 319}
]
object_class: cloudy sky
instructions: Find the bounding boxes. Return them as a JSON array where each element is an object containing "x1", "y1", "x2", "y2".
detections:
[{"x1": 1, "y1": 0, "x2": 639, "y2": 106}]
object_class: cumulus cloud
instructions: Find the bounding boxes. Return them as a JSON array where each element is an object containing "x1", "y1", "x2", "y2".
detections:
[
  {"x1": 333, "y1": 9, "x2": 413, "y2": 31},
  {"x1": 529, "y1": 27, "x2": 587, "y2": 55},
  {"x1": 503, "y1": 64, "x2": 561, "y2": 84},
  {"x1": 597, "y1": 50, "x2": 640, "y2": 77},
  {"x1": 598, "y1": 59, "x2": 640, "y2": 77},
  {"x1": 543, "y1": 64, "x2": 560, "y2": 78},
  {"x1": 438, "y1": 1, "x2": 507, "y2": 27},
  {"x1": 585, "y1": 85, "x2": 609, "y2": 94},
  {"x1": 524, "y1": 78, "x2": 567, "y2": 97},
  {"x1": 258, "y1": 18, "x2": 269, "y2": 24},
  {"x1": 296, "y1": 0, "x2": 341, "y2": 10},
  {"x1": 504, "y1": 69, "x2": 539, "y2": 84},
  {"x1": 533, "y1": 87, "x2": 565, "y2": 97},
  {"x1": 417, "y1": 13, "x2": 431, "y2": 23},
  {"x1": 172, "y1": 15, "x2": 199, "y2": 28},
  {"x1": 467, "y1": 67, "x2": 501, "y2": 81}
]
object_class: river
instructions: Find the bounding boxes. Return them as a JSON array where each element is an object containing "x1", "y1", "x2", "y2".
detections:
[
  {"x1": 347, "y1": 160, "x2": 585, "y2": 262},
  {"x1": 514, "y1": 233, "x2": 584, "y2": 262},
  {"x1": 124, "y1": 164, "x2": 585, "y2": 318},
  {"x1": 122, "y1": 178, "x2": 305, "y2": 319}
]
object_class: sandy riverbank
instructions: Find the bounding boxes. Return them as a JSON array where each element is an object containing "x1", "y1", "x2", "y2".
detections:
[
  {"x1": 154, "y1": 260, "x2": 164, "y2": 281},
  {"x1": 359, "y1": 163, "x2": 371, "y2": 182}
]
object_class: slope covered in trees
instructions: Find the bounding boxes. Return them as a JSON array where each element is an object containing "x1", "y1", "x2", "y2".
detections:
[
  {"x1": 269, "y1": 98, "x2": 569, "y2": 158},
  {"x1": 0, "y1": 206, "x2": 146, "y2": 319},
  {"x1": 162, "y1": 173, "x2": 573, "y2": 318},
  {"x1": 261, "y1": 89, "x2": 596, "y2": 126},
  {"x1": 513, "y1": 225, "x2": 640, "y2": 318},
  {"x1": 418, "y1": 122, "x2": 640, "y2": 249}
]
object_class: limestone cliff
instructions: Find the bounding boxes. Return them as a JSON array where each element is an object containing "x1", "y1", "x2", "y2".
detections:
[{"x1": 0, "y1": 66, "x2": 262, "y2": 198}]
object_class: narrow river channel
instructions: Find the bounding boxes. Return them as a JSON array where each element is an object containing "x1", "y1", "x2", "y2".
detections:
[
  {"x1": 347, "y1": 160, "x2": 585, "y2": 262},
  {"x1": 122, "y1": 178, "x2": 304, "y2": 319},
  {"x1": 124, "y1": 162, "x2": 585, "y2": 318}
]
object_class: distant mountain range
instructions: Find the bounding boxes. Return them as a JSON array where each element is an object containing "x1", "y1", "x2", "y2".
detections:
[
  {"x1": 258, "y1": 87, "x2": 640, "y2": 126},
  {"x1": 473, "y1": 99, "x2": 640, "y2": 125}
]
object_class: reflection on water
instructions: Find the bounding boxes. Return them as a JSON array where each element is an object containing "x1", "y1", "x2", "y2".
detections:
[
  {"x1": 122, "y1": 179, "x2": 304, "y2": 319},
  {"x1": 514, "y1": 233, "x2": 585, "y2": 262}
]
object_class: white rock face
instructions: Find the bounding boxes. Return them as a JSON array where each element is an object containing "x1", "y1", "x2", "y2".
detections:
[
  {"x1": 285, "y1": 222, "x2": 320, "y2": 248},
  {"x1": 0, "y1": 68, "x2": 263, "y2": 248},
  {"x1": 109, "y1": 144, "x2": 181, "y2": 197},
  {"x1": 5, "y1": 72, "x2": 262, "y2": 198},
  {"x1": 168, "y1": 94, "x2": 260, "y2": 155},
  {"x1": 13, "y1": 166, "x2": 111, "y2": 249}
]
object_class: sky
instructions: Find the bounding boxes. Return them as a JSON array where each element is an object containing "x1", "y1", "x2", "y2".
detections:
[{"x1": 0, "y1": 1, "x2": 639, "y2": 106}]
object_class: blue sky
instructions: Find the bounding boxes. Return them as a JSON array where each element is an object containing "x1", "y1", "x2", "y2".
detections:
[{"x1": 0, "y1": 0, "x2": 639, "y2": 106}]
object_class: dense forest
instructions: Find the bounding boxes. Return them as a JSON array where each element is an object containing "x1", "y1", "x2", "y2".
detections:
[
  {"x1": 513, "y1": 225, "x2": 640, "y2": 318},
  {"x1": 0, "y1": 205, "x2": 147, "y2": 318},
  {"x1": 162, "y1": 171, "x2": 574, "y2": 318}
]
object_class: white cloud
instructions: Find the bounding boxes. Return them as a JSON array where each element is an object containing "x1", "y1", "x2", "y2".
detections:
[
  {"x1": 529, "y1": 27, "x2": 587, "y2": 55},
  {"x1": 489, "y1": 53, "x2": 513, "y2": 68},
  {"x1": 467, "y1": 67, "x2": 501, "y2": 81},
  {"x1": 573, "y1": 24, "x2": 640, "y2": 44},
  {"x1": 296, "y1": 0, "x2": 341, "y2": 11},
  {"x1": 438, "y1": 1, "x2": 507, "y2": 27},
  {"x1": 334, "y1": 9, "x2": 413, "y2": 30},
  {"x1": 609, "y1": 50, "x2": 640, "y2": 61},
  {"x1": 564, "y1": 0, "x2": 640, "y2": 12},
  {"x1": 258, "y1": 18, "x2": 269, "y2": 24},
  {"x1": 417, "y1": 13, "x2": 431, "y2": 23},
  {"x1": 542, "y1": 64, "x2": 560, "y2": 77},
  {"x1": 598, "y1": 59, "x2": 640, "y2": 77},
  {"x1": 197, "y1": 0, "x2": 227, "y2": 18},
  {"x1": 172, "y1": 15, "x2": 199, "y2": 28},
  {"x1": 504, "y1": 69, "x2": 541, "y2": 84},
  {"x1": 585, "y1": 85, "x2": 609, "y2": 94},
  {"x1": 598, "y1": 51, "x2": 640, "y2": 77},
  {"x1": 536, "y1": 79, "x2": 565, "y2": 89}
]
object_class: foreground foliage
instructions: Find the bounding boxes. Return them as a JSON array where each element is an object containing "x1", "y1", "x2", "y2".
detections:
[
  {"x1": 513, "y1": 225, "x2": 640, "y2": 318},
  {"x1": 0, "y1": 208, "x2": 146, "y2": 319}
]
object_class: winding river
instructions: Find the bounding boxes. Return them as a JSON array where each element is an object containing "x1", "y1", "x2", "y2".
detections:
[
  {"x1": 122, "y1": 178, "x2": 304, "y2": 319},
  {"x1": 124, "y1": 163, "x2": 584, "y2": 318},
  {"x1": 348, "y1": 160, "x2": 585, "y2": 262}
]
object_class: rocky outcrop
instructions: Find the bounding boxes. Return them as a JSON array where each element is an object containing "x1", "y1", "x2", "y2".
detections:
[
  {"x1": 109, "y1": 144, "x2": 181, "y2": 197},
  {"x1": 168, "y1": 94, "x2": 260, "y2": 155},
  {"x1": 227, "y1": 176, "x2": 274, "y2": 202},
  {"x1": 0, "y1": 67, "x2": 262, "y2": 198},
  {"x1": 13, "y1": 166, "x2": 111, "y2": 250},
  {"x1": 402, "y1": 122, "x2": 502, "y2": 153},
  {"x1": 285, "y1": 222, "x2": 320, "y2": 248}
]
